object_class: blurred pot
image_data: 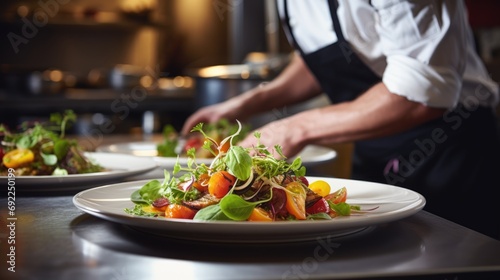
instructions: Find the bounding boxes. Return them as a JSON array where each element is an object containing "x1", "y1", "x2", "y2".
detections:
[
  {"x1": 191, "y1": 64, "x2": 271, "y2": 109},
  {"x1": 190, "y1": 52, "x2": 291, "y2": 109},
  {"x1": 109, "y1": 64, "x2": 148, "y2": 89},
  {"x1": 87, "y1": 64, "x2": 153, "y2": 90}
]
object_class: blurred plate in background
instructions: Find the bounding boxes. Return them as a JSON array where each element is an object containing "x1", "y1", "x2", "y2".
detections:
[{"x1": 96, "y1": 141, "x2": 337, "y2": 170}]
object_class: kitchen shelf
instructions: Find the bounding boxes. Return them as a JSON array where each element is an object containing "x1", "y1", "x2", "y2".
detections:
[
  {"x1": 0, "y1": 87, "x2": 194, "y2": 134},
  {"x1": 0, "y1": 87, "x2": 194, "y2": 122},
  {"x1": 0, "y1": 17, "x2": 167, "y2": 30}
]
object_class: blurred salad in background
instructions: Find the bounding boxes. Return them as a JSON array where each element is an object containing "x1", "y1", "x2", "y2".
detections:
[
  {"x1": 0, "y1": 110, "x2": 104, "y2": 176},
  {"x1": 157, "y1": 118, "x2": 250, "y2": 158}
]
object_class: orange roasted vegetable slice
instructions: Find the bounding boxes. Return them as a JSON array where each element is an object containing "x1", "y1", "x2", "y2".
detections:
[
  {"x1": 164, "y1": 204, "x2": 196, "y2": 219},
  {"x1": 208, "y1": 170, "x2": 236, "y2": 198},
  {"x1": 285, "y1": 181, "x2": 307, "y2": 220},
  {"x1": 248, "y1": 207, "x2": 273, "y2": 222}
]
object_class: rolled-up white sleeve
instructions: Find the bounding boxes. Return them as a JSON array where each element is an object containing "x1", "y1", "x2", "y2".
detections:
[
  {"x1": 372, "y1": 0, "x2": 467, "y2": 108},
  {"x1": 383, "y1": 55, "x2": 462, "y2": 107}
]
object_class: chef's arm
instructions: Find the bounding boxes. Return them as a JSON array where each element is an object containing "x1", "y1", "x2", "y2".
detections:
[
  {"x1": 226, "y1": 53, "x2": 323, "y2": 116},
  {"x1": 181, "y1": 53, "x2": 322, "y2": 134},
  {"x1": 295, "y1": 82, "x2": 447, "y2": 146}
]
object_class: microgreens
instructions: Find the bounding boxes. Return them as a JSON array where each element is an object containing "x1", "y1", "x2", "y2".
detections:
[
  {"x1": 127, "y1": 119, "x2": 323, "y2": 221},
  {"x1": 49, "y1": 109, "x2": 76, "y2": 138}
]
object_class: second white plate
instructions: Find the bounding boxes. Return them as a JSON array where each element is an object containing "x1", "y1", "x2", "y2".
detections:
[
  {"x1": 1, "y1": 152, "x2": 158, "y2": 192},
  {"x1": 96, "y1": 141, "x2": 337, "y2": 169}
]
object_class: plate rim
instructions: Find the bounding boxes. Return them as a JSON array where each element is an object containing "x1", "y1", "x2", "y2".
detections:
[{"x1": 1, "y1": 152, "x2": 158, "y2": 191}]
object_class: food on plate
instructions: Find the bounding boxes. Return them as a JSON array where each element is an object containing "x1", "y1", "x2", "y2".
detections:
[
  {"x1": 156, "y1": 119, "x2": 250, "y2": 158},
  {"x1": 0, "y1": 110, "x2": 104, "y2": 176},
  {"x1": 126, "y1": 121, "x2": 370, "y2": 221}
]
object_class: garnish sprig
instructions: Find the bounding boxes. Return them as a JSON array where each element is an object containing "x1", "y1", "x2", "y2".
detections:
[{"x1": 249, "y1": 131, "x2": 306, "y2": 180}]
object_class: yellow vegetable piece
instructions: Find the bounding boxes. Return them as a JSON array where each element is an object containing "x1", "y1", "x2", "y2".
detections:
[
  {"x1": 308, "y1": 180, "x2": 331, "y2": 197},
  {"x1": 2, "y1": 149, "x2": 35, "y2": 169},
  {"x1": 142, "y1": 205, "x2": 165, "y2": 215}
]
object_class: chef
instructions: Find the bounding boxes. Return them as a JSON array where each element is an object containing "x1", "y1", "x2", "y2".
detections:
[{"x1": 182, "y1": 0, "x2": 500, "y2": 239}]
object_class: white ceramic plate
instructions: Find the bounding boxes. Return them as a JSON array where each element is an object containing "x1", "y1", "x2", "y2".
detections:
[
  {"x1": 96, "y1": 141, "x2": 337, "y2": 168},
  {"x1": 1, "y1": 152, "x2": 158, "y2": 192},
  {"x1": 73, "y1": 176, "x2": 425, "y2": 243}
]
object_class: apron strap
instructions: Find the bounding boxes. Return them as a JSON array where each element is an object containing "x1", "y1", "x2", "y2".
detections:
[{"x1": 328, "y1": 0, "x2": 345, "y2": 42}]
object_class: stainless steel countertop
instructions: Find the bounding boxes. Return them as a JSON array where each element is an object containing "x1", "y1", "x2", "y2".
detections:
[
  {"x1": 1, "y1": 195, "x2": 500, "y2": 280},
  {"x1": 1, "y1": 134, "x2": 500, "y2": 279}
]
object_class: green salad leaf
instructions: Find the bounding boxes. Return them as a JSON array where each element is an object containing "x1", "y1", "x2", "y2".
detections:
[
  {"x1": 138, "y1": 180, "x2": 164, "y2": 204},
  {"x1": 225, "y1": 146, "x2": 252, "y2": 181},
  {"x1": 193, "y1": 204, "x2": 231, "y2": 221},
  {"x1": 218, "y1": 193, "x2": 272, "y2": 221}
]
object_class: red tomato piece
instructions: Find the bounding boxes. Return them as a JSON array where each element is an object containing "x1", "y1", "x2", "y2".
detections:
[
  {"x1": 324, "y1": 187, "x2": 347, "y2": 204},
  {"x1": 306, "y1": 198, "x2": 330, "y2": 214},
  {"x1": 298, "y1": 176, "x2": 309, "y2": 187},
  {"x1": 184, "y1": 137, "x2": 203, "y2": 152}
]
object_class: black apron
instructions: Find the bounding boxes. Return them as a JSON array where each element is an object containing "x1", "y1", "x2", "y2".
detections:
[{"x1": 282, "y1": 0, "x2": 500, "y2": 239}]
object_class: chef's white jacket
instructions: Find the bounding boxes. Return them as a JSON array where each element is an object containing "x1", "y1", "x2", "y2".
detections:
[{"x1": 277, "y1": 0, "x2": 499, "y2": 109}]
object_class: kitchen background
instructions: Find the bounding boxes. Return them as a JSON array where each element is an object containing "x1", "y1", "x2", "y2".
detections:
[
  {"x1": 1, "y1": 0, "x2": 499, "y2": 177},
  {"x1": 0, "y1": 0, "x2": 296, "y2": 133}
]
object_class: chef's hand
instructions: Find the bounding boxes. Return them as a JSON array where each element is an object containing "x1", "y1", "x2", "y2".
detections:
[
  {"x1": 238, "y1": 116, "x2": 307, "y2": 159},
  {"x1": 181, "y1": 98, "x2": 245, "y2": 135}
]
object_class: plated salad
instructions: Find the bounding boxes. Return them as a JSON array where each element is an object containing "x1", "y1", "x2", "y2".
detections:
[
  {"x1": 0, "y1": 110, "x2": 104, "y2": 176},
  {"x1": 156, "y1": 119, "x2": 250, "y2": 158},
  {"x1": 127, "y1": 121, "x2": 366, "y2": 222}
]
